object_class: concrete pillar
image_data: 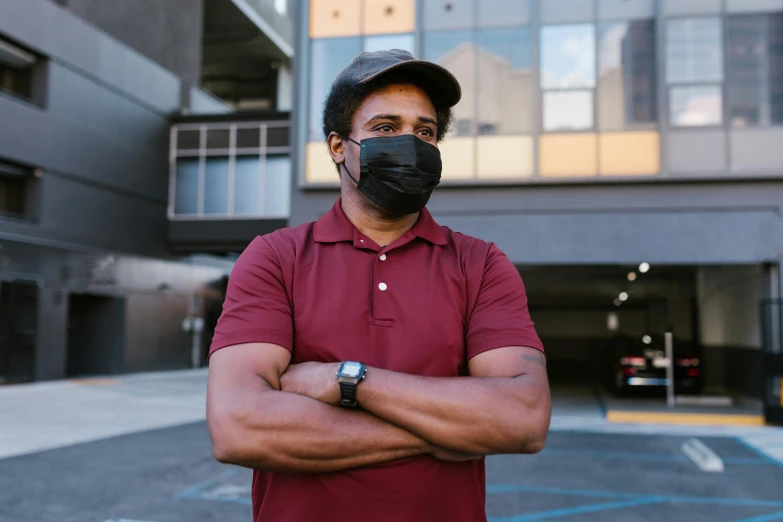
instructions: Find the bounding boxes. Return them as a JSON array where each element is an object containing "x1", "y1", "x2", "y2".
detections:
[
  {"x1": 276, "y1": 63, "x2": 293, "y2": 112},
  {"x1": 34, "y1": 286, "x2": 69, "y2": 381}
]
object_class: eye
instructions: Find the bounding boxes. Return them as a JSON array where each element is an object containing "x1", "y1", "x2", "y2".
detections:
[
  {"x1": 419, "y1": 128, "x2": 434, "y2": 138},
  {"x1": 376, "y1": 124, "x2": 394, "y2": 133}
]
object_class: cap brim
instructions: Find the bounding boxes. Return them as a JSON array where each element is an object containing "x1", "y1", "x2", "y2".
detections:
[{"x1": 358, "y1": 60, "x2": 462, "y2": 107}]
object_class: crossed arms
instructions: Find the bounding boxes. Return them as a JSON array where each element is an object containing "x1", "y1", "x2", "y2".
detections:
[{"x1": 206, "y1": 342, "x2": 551, "y2": 473}]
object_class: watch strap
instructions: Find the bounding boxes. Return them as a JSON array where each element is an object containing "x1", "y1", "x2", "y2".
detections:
[{"x1": 339, "y1": 380, "x2": 358, "y2": 408}]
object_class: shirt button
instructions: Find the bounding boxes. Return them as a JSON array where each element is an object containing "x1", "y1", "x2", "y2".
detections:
[
  {"x1": 378, "y1": 282, "x2": 388, "y2": 291},
  {"x1": 379, "y1": 254, "x2": 387, "y2": 261}
]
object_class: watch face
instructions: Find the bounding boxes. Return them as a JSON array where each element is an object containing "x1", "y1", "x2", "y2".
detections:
[{"x1": 341, "y1": 362, "x2": 363, "y2": 378}]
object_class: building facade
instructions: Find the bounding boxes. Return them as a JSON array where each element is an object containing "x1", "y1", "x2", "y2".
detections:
[
  {"x1": 0, "y1": 0, "x2": 293, "y2": 383},
  {"x1": 291, "y1": 0, "x2": 783, "y2": 422}
]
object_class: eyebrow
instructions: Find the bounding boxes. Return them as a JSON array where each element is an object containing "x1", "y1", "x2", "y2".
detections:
[{"x1": 366, "y1": 114, "x2": 438, "y2": 127}]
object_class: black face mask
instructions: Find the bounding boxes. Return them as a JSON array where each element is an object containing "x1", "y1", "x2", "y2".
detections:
[{"x1": 341, "y1": 134, "x2": 442, "y2": 216}]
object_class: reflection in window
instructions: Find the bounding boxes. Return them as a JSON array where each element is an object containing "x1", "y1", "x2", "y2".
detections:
[
  {"x1": 598, "y1": 20, "x2": 657, "y2": 130},
  {"x1": 423, "y1": 30, "x2": 475, "y2": 136},
  {"x1": 727, "y1": 14, "x2": 783, "y2": 126},
  {"x1": 204, "y1": 158, "x2": 229, "y2": 215},
  {"x1": 477, "y1": 27, "x2": 533, "y2": 135},
  {"x1": 309, "y1": 37, "x2": 362, "y2": 141},
  {"x1": 364, "y1": 34, "x2": 415, "y2": 54},
  {"x1": 234, "y1": 157, "x2": 260, "y2": 216},
  {"x1": 264, "y1": 155, "x2": 292, "y2": 216},
  {"x1": 478, "y1": 0, "x2": 530, "y2": 28},
  {"x1": 541, "y1": 25, "x2": 596, "y2": 89},
  {"x1": 544, "y1": 90, "x2": 594, "y2": 131},
  {"x1": 174, "y1": 159, "x2": 199, "y2": 215},
  {"x1": 423, "y1": 0, "x2": 475, "y2": 31},
  {"x1": 670, "y1": 85, "x2": 722, "y2": 126},
  {"x1": 666, "y1": 18, "x2": 723, "y2": 84}
]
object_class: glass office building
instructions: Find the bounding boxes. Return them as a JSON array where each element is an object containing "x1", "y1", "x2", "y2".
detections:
[{"x1": 292, "y1": 0, "x2": 783, "y2": 423}]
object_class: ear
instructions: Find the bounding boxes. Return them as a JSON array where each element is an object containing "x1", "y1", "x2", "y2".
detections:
[{"x1": 327, "y1": 132, "x2": 346, "y2": 166}]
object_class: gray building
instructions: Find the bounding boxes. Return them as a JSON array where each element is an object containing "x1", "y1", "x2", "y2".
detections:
[
  {"x1": 0, "y1": 0, "x2": 293, "y2": 383},
  {"x1": 291, "y1": 0, "x2": 783, "y2": 423},
  {"x1": 3, "y1": 0, "x2": 782, "y2": 424}
]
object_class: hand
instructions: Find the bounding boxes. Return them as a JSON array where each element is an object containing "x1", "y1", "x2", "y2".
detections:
[
  {"x1": 280, "y1": 362, "x2": 342, "y2": 405},
  {"x1": 429, "y1": 447, "x2": 483, "y2": 462}
]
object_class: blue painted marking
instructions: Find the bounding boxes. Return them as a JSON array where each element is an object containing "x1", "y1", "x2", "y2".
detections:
[
  {"x1": 489, "y1": 498, "x2": 664, "y2": 521},
  {"x1": 734, "y1": 511, "x2": 783, "y2": 522},
  {"x1": 541, "y1": 448, "x2": 767, "y2": 465},
  {"x1": 175, "y1": 468, "x2": 251, "y2": 505},
  {"x1": 486, "y1": 484, "x2": 783, "y2": 508},
  {"x1": 736, "y1": 438, "x2": 783, "y2": 470}
]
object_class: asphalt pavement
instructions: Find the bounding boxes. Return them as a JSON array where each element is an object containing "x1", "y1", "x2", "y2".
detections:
[{"x1": 1, "y1": 422, "x2": 783, "y2": 522}]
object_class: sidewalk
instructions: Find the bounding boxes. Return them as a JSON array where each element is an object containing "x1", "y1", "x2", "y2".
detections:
[
  {"x1": 0, "y1": 369, "x2": 208, "y2": 460},
  {"x1": 2, "y1": 371, "x2": 782, "y2": 466}
]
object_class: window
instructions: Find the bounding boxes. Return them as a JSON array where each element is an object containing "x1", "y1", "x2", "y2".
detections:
[
  {"x1": 478, "y1": 0, "x2": 531, "y2": 28},
  {"x1": 0, "y1": 160, "x2": 30, "y2": 220},
  {"x1": 598, "y1": 20, "x2": 657, "y2": 130},
  {"x1": 171, "y1": 123, "x2": 291, "y2": 218},
  {"x1": 423, "y1": 0, "x2": 474, "y2": 30},
  {"x1": 0, "y1": 36, "x2": 38, "y2": 103},
  {"x1": 477, "y1": 27, "x2": 533, "y2": 135},
  {"x1": 364, "y1": 34, "x2": 415, "y2": 54},
  {"x1": 727, "y1": 13, "x2": 783, "y2": 126},
  {"x1": 666, "y1": 18, "x2": 723, "y2": 126},
  {"x1": 541, "y1": 24, "x2": 596, "y2": 131},
  {"x1": 423, "y1": 30, "x2": 476, "y2": 136},
  {"x1": 309, "y1": 37, "x2": 362, "y2": 141},
  {"x1": 670, "y1": 85, "x2": 723, "y2": 126}
]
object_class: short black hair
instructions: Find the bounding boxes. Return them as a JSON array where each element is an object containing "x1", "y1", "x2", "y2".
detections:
[{"x1": 321, "y1": 70, "x2": 454, "y2": 145}]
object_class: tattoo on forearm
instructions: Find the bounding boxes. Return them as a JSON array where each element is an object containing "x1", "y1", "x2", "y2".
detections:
[{"x1": 522, "y1": 351, "x2": 547, "y2": 369}]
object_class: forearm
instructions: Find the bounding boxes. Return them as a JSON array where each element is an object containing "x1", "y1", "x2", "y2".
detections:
[
  {"x1": 209, "y1": 389, "x2": 429, "y2": 473},
  {"x1": 357, "y1": 370, "x2": 550, "y2": 455}
]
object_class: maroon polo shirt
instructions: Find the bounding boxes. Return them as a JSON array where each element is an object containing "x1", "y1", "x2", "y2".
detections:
[{"x1": 210, "y1": 198, "x2": 543, "y2": 522}]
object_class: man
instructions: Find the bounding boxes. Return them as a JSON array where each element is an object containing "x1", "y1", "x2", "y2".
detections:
[{"x1": 207, "y1": 49, "x2": 551, "y2": 522}]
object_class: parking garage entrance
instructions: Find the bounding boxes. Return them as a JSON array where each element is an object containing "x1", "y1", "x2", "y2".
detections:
[{"x1": 519, "y1": 264, "x2": 774, "y2": 422}]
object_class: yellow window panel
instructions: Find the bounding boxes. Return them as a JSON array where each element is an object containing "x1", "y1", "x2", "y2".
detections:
[
  {"x1": 439, "y1": 137, "x2": 476, "y2": 180},
  {"x1": 599, "y1": 131, "x2": 661, "y2": 176},
  {"x1": 539, "y1": 134, "x2": 598, "y2": 177},
  {"x1": 310, "y1": 0, "x2": 362, "y2": 39},
  {"x1": 306, "y1": 141, "x2": 340, "y2": 184},
  {"x1": 476, "y1": 135, "x2": 534, "y2": 179},
  {"x1": 363, "y1": 0, "x2": 416, "y2": 35}
]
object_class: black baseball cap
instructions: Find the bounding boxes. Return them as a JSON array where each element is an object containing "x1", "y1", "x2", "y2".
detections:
[{"x1": 333, "y1": 49, "x2": 462, "y2": 108}]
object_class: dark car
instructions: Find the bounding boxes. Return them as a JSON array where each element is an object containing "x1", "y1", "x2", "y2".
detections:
[{"x1": 609, "y1": 334, "x2": 702, "y2": 396}]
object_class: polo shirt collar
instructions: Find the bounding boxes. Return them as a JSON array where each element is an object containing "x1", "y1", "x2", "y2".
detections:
[{"x1": 314, "y1": 198, "x2": 447, "y2": 246}]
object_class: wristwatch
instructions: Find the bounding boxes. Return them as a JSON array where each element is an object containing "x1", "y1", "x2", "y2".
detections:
[{"x1": 336, "y1": 361, "x2": 367, "y2": 408}]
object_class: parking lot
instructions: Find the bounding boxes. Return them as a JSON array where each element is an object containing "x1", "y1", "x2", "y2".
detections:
[
  {"x1": 2, "y1": 373, "x2": 783, "y2": 522},
  {"x1": 1, "y1": 421, "x2": 783, "y2": 522}
]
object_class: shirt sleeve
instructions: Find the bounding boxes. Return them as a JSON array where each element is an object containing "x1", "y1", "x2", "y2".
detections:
[
  {"x1": 466, "y1": 244, "x2": 544, "y2": 360},
  {"x1": 209, "y1": 235, "x2": 293, "y2": 358}
]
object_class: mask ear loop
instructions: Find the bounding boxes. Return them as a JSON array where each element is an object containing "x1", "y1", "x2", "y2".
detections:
[{"x1": 339, "y1": 136, "x2": 362, "y2": 187}]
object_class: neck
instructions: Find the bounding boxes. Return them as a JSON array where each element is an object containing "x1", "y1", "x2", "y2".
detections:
[{"x1": 341, "y1": 191, "x2": 418, "y2": 247}]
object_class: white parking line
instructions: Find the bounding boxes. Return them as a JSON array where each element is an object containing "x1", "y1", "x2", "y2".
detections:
[{"x1": 681, "y1": 438, "x2": 725, "y2": 472}]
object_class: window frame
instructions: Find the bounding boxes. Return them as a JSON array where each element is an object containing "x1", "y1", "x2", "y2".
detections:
[
  {"x1": 664, "y1": 15, "x2": 725, "y2": 129},
  {"x1": 539, "y1": 23, "x2": 598, "y2": 134},
  {"x1": 0, "y1": 35, "x2": 47, "y2": 108},
  {"x1": 169, "y1": 122, "x2": 292, "y2": 220},
  {"x1": 725, "y1": 12, "x2": 783, "y2": 128}
]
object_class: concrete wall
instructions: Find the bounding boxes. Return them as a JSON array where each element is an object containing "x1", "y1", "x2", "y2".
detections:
[
  {"x1": 697, "y1": 265, "x2": 766, "y2": 397},
  {"x1": 65, "y1": 0, "x2": 205, "y2": 86},
  {"x1": 698, "y1": 266, "x2": 764, "y2": 349},
  {"x1": 0, "y1": 0, "x2": 184, "y2": 258},
  {"x1": 291, "y1": 182, "x2": 783, "y2": 266}
]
